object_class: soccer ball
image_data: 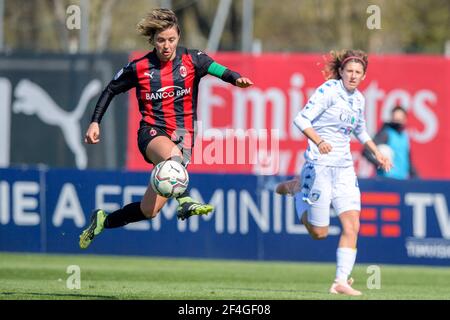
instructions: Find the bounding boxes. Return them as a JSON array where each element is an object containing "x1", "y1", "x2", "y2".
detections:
[{"x1": 150, "y1": 160, "x2": 189, "y2": 198}]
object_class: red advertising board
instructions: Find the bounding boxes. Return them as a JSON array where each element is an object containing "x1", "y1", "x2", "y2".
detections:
[{"x1": 127, "y1": 52, "x2": 450, "y2": 178}]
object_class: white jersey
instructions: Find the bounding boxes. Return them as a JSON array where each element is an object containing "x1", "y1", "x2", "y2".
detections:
[{"x1": 294, "y1": 79, "x2": 371, "y2": 167}]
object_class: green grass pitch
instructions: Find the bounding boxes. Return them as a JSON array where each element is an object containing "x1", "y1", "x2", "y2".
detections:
[{"x1": 1, "y1": 252, "x2": 449, "y2": 300}]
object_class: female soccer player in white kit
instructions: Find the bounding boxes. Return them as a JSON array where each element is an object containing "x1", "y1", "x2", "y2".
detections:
[{"x1": 279, "y1": 50, "x2": 391, "y2": 296}]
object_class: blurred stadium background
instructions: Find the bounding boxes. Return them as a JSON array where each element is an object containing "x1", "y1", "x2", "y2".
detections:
[{"x1": 1, "y1": 0, "x2": 450, "y2": 300}]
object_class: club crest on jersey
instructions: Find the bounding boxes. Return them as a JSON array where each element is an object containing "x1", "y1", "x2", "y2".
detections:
[
  {"x1": 180, "y1": 65, "x2": 187, "y2": 78},
  {"x1": 150, "y1": 128, "x2": 157, "y2": 136},
  {"x1": 310, "y1": 190, "x2": 321, "y2": 202}
]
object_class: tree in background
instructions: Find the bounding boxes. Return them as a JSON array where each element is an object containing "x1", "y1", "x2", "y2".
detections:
[{"x1": 2, "y1": 0, "x2": 449, "y2": 54}]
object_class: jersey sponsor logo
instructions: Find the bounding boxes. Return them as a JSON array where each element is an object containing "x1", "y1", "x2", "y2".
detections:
[
  {"x1": 339, "y1": 111, "x2": 356, "y2": 124},
  {"x1": 180, "y1": 65, "x2": 187, "y2": 78},
  {"x1": 145, "y1": 85, "x2": 191, "y2": 101}
]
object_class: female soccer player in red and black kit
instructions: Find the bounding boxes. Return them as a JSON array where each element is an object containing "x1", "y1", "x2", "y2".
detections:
[{"x1": 79, "y1": 8, "x2": 253, "y2": 249}]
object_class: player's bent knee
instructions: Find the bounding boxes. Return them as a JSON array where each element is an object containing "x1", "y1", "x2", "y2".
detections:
[
  {"x1": 310, "y1": 227, "x2": 329, "y2": 240},
  {"x1": 311, "y1": 233, "x2": 328, "y2": 240},
  {"x1": 275, "y1": 183, "x2": 287, "y2": 195},
  {"x1": 275, "y1": 179, "x2": 299, "y2": 195}
]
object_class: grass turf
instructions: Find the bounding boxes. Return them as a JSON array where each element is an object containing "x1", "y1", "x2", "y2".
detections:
[{"x1": 1, "y1": 252, "x2": 449, "y2": 300}]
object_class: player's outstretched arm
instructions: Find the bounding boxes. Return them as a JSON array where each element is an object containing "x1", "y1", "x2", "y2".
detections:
[
  {"x1": 85, "y1": 63, "x2": 137, "y2": 145},
  {"x1": 236, "y1": 77, "x2": 253, "y2": 88},
  {"x1": 202, "y1": 58, "x2": 253, "y2": 88}
]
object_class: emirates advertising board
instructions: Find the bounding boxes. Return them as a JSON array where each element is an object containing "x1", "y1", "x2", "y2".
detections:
[{"x1": 125, "y1": 53, "x2": 449, "y2": 179}]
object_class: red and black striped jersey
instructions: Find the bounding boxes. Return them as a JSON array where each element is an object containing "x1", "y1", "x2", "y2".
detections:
[{"x1": 91, "y1": 46, "x2": 241, "y2": 139}]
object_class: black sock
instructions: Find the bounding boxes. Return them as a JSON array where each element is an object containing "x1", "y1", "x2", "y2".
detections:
[
  {"x1": 103, "y1": 202, "x2": 147, "y2": 229},
  {"x1": 177, "y1": 189, "x2": 190, "y2": 200}
]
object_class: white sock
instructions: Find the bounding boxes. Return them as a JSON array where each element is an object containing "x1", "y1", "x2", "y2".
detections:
[{"x1": 335, "y1": 247, "x2": 357, "y2": 282}]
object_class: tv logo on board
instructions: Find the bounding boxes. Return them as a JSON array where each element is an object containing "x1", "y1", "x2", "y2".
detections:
[
  {"x1": 360, "y1": 192, "x2": 450, "y2": 239},
  {"x1": 360, "y1": 192, "x2": 402, "y2": 238},
  {"x1": 404, "y1": 193, "x2": 450, "y2": 259},
  {"x1": 359, "y1": 191, "x2": 450, "y2": 259}
]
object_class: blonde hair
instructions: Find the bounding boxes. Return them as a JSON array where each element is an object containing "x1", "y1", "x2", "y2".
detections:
[
  {"x1": 322, "y1": 49, "x2": 368, "y2": 80},
  {"x1": 136, "y1": 8, "x2": 180, "y2": 44}
]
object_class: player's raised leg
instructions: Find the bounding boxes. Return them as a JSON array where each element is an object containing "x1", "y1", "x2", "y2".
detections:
[
  {"x1": 163, "y1": 143, "x2": 213, "y2": 221},
  {"x1": 79, "y1": 136, "x2": 173, "y2": 249},
  {"x1": 79, "y1": 209, "x2": 107, "y2": 249},
  {"x1": 275, "y1": 178, "x2": 300, "y2": 196},
  {"x1": 300, "y1": 210, "x2": 329, "y2": 240},
  {"x1": 294, "y1": 183, "x2": 330, "y2": 240}
]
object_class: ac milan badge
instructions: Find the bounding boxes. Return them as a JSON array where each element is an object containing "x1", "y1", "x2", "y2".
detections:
[{"x1": 180, "y1": 65, "x2": 187, "y2": 78}]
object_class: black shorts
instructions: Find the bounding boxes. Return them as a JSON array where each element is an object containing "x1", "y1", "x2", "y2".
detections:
[{"x1": 137, "y1": 125, "x2": 193, "y2": 165}]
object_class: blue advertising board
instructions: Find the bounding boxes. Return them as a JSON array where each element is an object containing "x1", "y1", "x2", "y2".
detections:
[{"x1": 1, "y1": 167, "x2": 450, "y2": 266}]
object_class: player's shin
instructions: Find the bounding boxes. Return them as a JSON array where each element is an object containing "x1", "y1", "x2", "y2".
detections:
[{"x1": 103, "y1": 202, "x2": 148, "y2": 228}]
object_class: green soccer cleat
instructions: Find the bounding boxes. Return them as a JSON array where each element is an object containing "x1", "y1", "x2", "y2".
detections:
[
  {"x1": 79, "y1": 209, "x2": 107, "y2": 249},
  {"x1": 176, "y1": 196, "x2": 214, "y2": 221}
]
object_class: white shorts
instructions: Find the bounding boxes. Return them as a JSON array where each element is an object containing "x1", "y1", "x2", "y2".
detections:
[{"x1": 294, "y1": 163, "x2": 361, "y2": 227}]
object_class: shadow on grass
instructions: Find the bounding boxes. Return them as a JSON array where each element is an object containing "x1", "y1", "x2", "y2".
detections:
[{"x1": 1, "y1": 291, "x2": 119, "y2": 300}]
